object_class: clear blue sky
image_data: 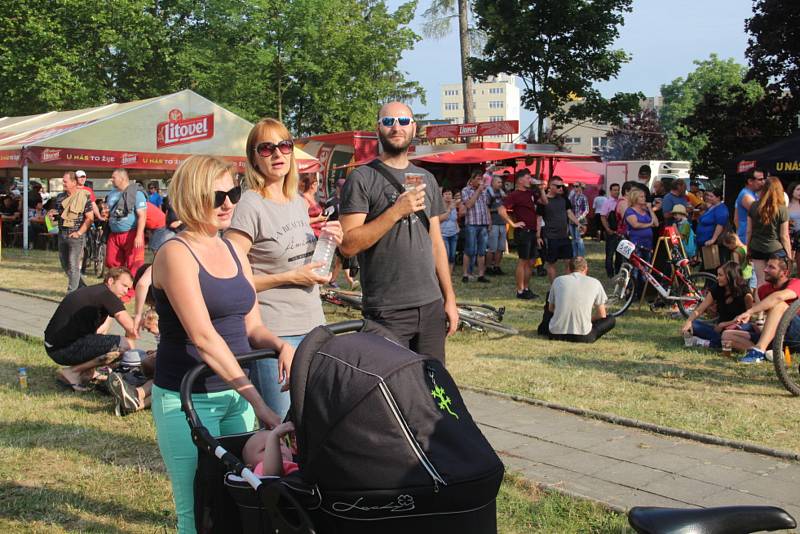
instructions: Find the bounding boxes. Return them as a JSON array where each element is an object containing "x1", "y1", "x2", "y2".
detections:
[{"x1": 391, "y1": 0, "x2": 754, "y2": 133}]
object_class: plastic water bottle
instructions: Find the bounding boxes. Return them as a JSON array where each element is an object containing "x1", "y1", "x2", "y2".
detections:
[
  {"x1": 310, "y1": 231, "x2": 336, "y2": 277},
  {"x1": 17, "y1": 367, "x2": 28, "y2": 391}
]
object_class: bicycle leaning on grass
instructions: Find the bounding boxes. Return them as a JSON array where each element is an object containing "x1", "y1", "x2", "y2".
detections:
[
  {"x1": 319, "y1": 288, "x2": 518, "y2": 335},
  {"x1": 604, "y1": 239, "x2": 715, "y2": 318}
]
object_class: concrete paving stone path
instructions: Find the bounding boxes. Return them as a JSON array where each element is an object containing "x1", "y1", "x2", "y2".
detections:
[
  {"x1": 1, "y1": 288, "x2": 799, "y2": 521},
  {"x1": 462, "y1": 390, "x2": 800, "y2": 520}
]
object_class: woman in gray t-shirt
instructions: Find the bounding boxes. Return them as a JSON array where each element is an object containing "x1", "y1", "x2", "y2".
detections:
[{"x1": 227, "y1": 118, "x2": 342, "y2": 418}]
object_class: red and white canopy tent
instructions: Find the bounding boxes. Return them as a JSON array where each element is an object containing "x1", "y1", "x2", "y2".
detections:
[{"x1": 0, "y1": 89, "x2": 318, "y2": 248}]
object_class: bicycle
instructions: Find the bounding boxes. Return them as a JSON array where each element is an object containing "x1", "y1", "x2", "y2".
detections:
[
  {"x1": 82, "y1": 224, "x2": 106, "y2": 278},
  {"x1": 605, "y1": 239, "x2": 716, "y2": 318},
  {"x1": 771, "y1": 298, "x2": 800, "y2": 396},
  {"x1": 319, "y1": 288, "x2": 518, "y2": 335}
]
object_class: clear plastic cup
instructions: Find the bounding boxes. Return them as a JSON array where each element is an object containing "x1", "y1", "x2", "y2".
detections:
[
  {"x1": 721, "y1": 339, "x2": 733, "y2": 357},
  {"x1": 403, "y1": 173, "x2": 424, "y2": 192},
  {"x1": 683, "y1": 331, "x2": 694, "y2": 347}
]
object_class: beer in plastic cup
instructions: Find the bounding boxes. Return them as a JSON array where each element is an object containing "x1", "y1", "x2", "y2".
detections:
[
  {"x1": 683, "y1": 331, "x2": 694, "y2": 347},
  {"x1": 403, "y1": 173, "x2": 424, "y2": 192},
  {"x1": 721, "y1": 339, "x2": 733, "y2": 357}
]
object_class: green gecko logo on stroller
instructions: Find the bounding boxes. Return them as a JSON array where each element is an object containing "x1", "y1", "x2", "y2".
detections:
[{"x1": 428, "y1": 367, "x2": 458, "y2": 419}]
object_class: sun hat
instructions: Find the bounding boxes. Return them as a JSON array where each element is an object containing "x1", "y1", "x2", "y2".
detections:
[{"x1": 671, "y1": 204, "x2": 688, "y2": 216}]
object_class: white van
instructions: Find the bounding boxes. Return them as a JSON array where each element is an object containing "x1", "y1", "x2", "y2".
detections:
[{"x1": 604, "y1": 160, "x2": 691, "y2": 191}]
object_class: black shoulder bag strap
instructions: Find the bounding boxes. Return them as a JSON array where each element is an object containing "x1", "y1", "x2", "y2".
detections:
[{"x1": 367, "y1": 159, "x2": 430, "y2": 232}]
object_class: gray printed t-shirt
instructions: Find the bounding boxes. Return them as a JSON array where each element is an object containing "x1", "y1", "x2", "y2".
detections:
[
  {"x1": 340, "y1": 162, "x2": 447, "y2": 312},
  {"x1": 228, "y1": 191, "x2": 325, "y2": 336}
]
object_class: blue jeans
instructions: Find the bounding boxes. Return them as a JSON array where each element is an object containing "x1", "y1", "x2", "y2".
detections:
[
  {"x1": 487, "y1": 224, "x2": 507, "y2": 253},
  {"x1": 463, "y1": 224, "x2": 488, "y2": 258},
  {"x1": 58, "y1": 233, "x2": 86, "y2": 292},
  {"x1": 569, "y1": 224, "x2": 585, "y2": 257},
  {"x1": 249, "y1": 334, "x2": 304, "y2": 420},
  {"x1": 691, "y1": 320, "x2": 722, "y2": 348},
  {"x1": 443, "y1": 234, "x2": 458, "y2": 265}
]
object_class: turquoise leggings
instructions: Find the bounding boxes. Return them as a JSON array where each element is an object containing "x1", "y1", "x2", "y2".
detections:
[{"x1": 152, "y1": 385, "x2": 255, "y2": 534}]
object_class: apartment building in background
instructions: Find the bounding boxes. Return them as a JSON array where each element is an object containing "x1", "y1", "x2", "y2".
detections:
[
  {"x1": 440, "y1": 75, "x2": 521, "y2": 139},
  {"x1": 549, "y1": 96, "x2": 664, "y2": 156}
]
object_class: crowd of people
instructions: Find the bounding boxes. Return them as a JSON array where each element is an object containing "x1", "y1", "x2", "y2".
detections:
[{"x1": 18, "y1": 100, "x2": 800, "y2": 532}]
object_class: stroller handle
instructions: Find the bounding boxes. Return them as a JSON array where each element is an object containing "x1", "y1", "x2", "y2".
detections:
[
  {"x1": 179, "y1": 320, "x2": 366, "y2": 465},
  {"x1": 180, "y1": 320, "x2": 366, "y2": 424}
]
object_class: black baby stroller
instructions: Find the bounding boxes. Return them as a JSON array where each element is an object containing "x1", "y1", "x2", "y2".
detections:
[{"x1": 181, "y1": 319, "x2": 504, "y2": 534}]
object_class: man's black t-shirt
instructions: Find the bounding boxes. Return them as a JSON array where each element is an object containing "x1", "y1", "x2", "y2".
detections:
[
  {"x1": 537, "y1": 195, "x2": 572, "y2": 240},
  {"x1": 44, "y1": 284, "x2": 125, "y2": 348}
]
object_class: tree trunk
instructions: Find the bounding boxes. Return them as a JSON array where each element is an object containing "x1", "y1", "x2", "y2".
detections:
[
  {"x1": 458, "y1": 0, "x2": 475, "y2": 127},
  {"x1": 537, "y1": 114, "x2": 545, "y2": 144}
]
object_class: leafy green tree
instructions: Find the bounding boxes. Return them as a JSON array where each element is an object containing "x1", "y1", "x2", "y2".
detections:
[
  {"x1": 746, "y1": 0, "x2": 800, "y2": 115},
  {"x1": 0, "y1": 0, "x2": 177, "y2": 115},
  {"x1": 659, "y1": 55, "x2": 762, "y2": 162},
  {"x1": 0, "y1": 0, "x2": 423, "y2": 136},
  {"x1": 682, "y1": 85, "x2": 793, "y2": 178},
  {"x1": 470, "y1": 0, "x2": 640, "y2": 143},
  {"x1": 602, "y1": 108, "x2": 667, "y2": 161}
]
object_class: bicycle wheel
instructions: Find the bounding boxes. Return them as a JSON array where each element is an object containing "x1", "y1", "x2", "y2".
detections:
[
  {"x1": 458, "y1": 309, "x2": 519, "y2": 335},
  {"x1": 604, "y1": 263, "x2": 636, "y2": 317},
  {"x1": 675, "y1": 272, "x2": 716, "y2": 318},
  {"x1": 323, "y1": 289, "x2": 363, "y2": 311},
  {"x1": 94, "y1": 242, "x2": 106, "y2": 277},
  {"x1": 771, "y1": 298, "x2": 800, "y2": 396}
]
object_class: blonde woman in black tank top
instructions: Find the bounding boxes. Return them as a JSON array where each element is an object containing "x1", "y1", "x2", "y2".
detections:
[{"x1": 151, "y1": 155, "x2": 293, "y2": 533}]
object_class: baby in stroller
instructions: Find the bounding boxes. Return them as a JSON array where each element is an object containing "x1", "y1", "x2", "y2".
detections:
[{"x1": 242, "y1": 422, "x2": 299, "y2": 477}]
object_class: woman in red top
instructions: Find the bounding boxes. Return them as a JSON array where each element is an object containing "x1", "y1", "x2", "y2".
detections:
[{"x1": 299, "y1": 175, "x2": 327, "y2": 237}]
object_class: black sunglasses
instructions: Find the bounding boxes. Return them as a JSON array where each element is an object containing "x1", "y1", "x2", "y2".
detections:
[
  {"x1": 255, "y1": 139, "x2": 294, "y2": 157},
  {"x1": 214, "y1": 186, "x2": 242, "y2": 208},
  {"x1": 553, "y1": 184, "x2": 564, "y2": 189}
]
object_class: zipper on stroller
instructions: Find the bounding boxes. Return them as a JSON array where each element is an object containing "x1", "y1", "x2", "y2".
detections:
[{"x1": 378, "y1": 381, "x2": 447, "y2": 493}]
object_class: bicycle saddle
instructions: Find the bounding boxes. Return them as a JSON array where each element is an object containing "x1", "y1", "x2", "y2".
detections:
[{"x1": 628, "y1": 505, "x2": 796, "y2": 534}]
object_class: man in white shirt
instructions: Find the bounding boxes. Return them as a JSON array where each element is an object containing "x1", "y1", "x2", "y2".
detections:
[{"x1": 537, "y1": 256, "x2": 616, "y2": 343}]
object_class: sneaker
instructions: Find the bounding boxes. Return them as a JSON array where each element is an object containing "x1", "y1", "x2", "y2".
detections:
[
  {"x1": 739, "y1": 348, "x2": 766, "y2": 364},
  {"x1": 477, "y1": 276, "x2": 490, "y2": 283},
  {"x1": 522, "y1": 288, "x2": 538, "y2": 299},
  {"x1": 328, "y1": 281, "x2": 339, "y2": 289},
  {"x1": 690, "y1": 336, "x2": 710, "y2": 348},
  {"x1": 108, "y1": 372, "x2": 142, "y2": 416},
  {"x1": 516, "y1": 290, "x2": 534, "y2": 300},
  {"x1": 462, "y1": 275, "x2": 469, "y2": 283}
]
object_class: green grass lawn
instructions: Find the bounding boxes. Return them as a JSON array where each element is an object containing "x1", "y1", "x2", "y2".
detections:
[
  {"x1": 0, "y1": 335, "x2": 628, "y2": 533},
  {"x1": 323, "y1": 239, "x2": 800, "y2": 454},
  {"x1": 4, "y1": 242, "x2": 800, "y2": 452}
]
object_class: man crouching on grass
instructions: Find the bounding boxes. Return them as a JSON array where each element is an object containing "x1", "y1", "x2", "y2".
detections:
[{"x1": 44, "y1": 267, "x2": 139, "y2": 391}]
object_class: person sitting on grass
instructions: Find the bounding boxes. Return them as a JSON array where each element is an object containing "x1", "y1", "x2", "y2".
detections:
[
  {"x1": 242, "y1": 421, "x2": 299, "y2": 477},
  {"x1": 681, "y1": 261, "x2": 753, "y2": 348},
  {"x1": 537, "y1": 256, "x2": 616, "y2": 343},
  {"x1": 731, "y1": 254, "x2": 800, "y2": 363},
  {"x1": 721, "y1": 231, "x2": 756, "y2": 294},
  {"x1": 43, "y1": 267, "x2": 139, "y2": 391}
]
